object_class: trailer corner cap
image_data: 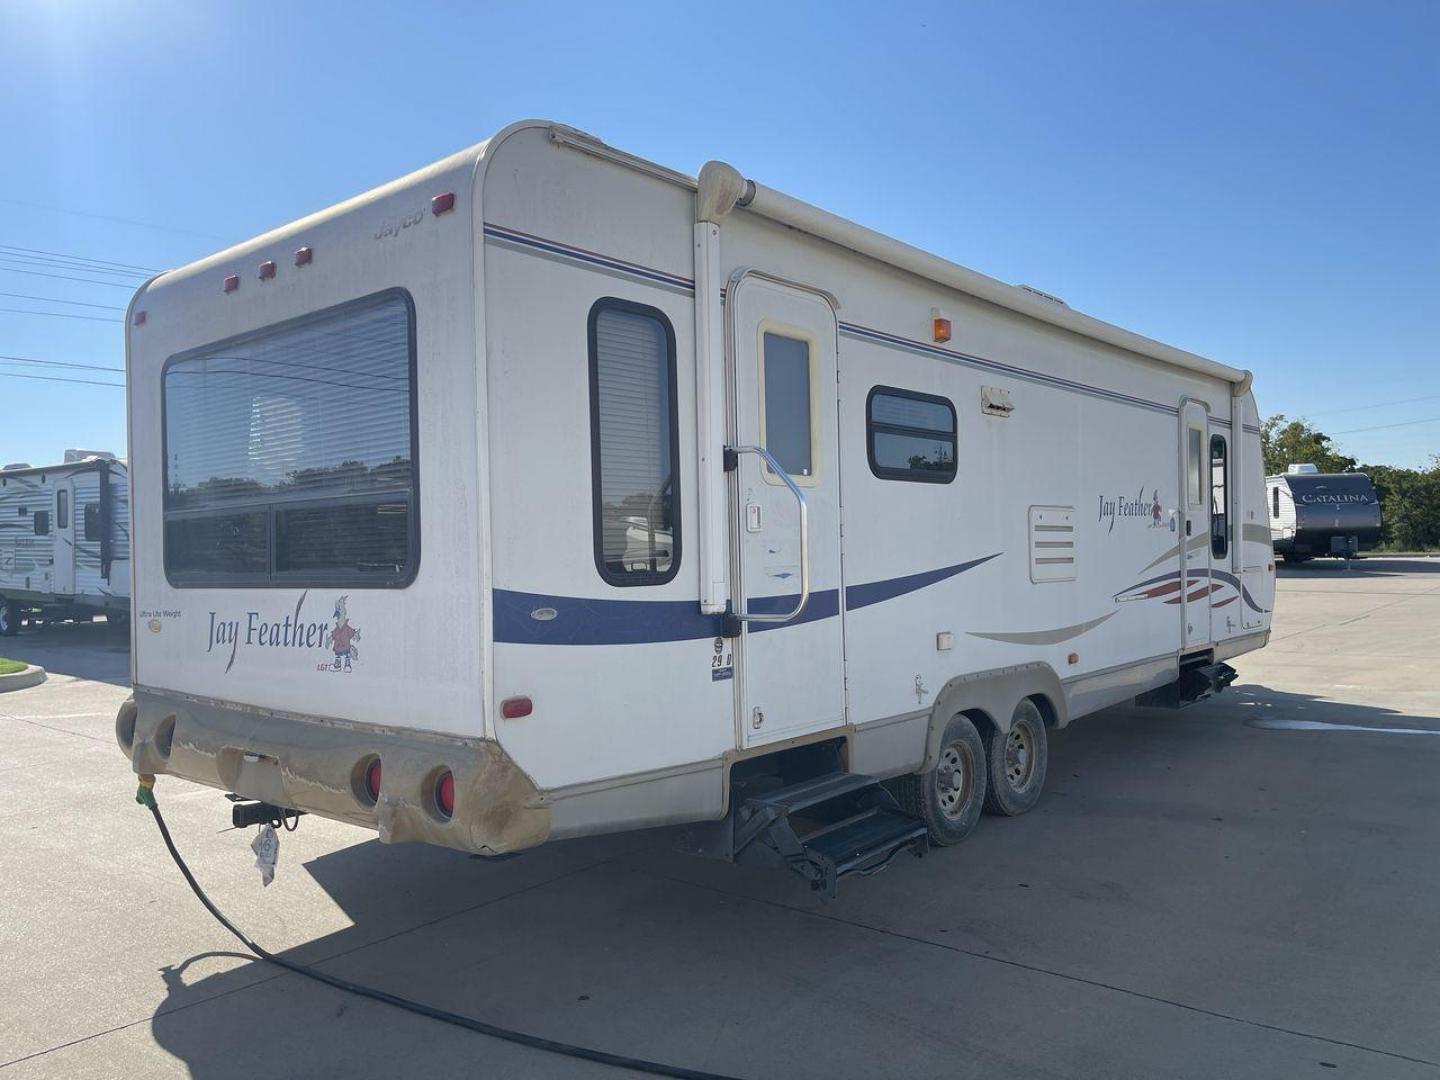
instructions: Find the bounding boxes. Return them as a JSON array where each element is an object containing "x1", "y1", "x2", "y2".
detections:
[
  {"x1": 696, "y1": 161, "x2": 753, "y2": 224},
  {"x1": 1233, "y1": 369, "x2": 1254, "y2": 396}
]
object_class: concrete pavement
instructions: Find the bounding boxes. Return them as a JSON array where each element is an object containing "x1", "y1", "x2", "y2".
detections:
[{"x1": 2, "y1": 561, "x2": 1439, "y2": 1078}]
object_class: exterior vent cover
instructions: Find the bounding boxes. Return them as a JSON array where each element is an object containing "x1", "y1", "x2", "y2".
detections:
[
  {"x1": 981, "y1": 385, "x2": 1014, "y2": 417},
  {"x1": 1029, "y1": 505, "x2": 1076, "y2": 583}
]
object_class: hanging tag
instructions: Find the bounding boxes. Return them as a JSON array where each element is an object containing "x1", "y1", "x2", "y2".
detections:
[{"x1": 251, "y1": 824, "x2": 279, "y2": 887}]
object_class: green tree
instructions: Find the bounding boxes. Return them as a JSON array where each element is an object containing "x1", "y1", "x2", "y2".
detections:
[
  {"x1": 1260, "y1": 414, "x2": 1358, "y2": 476},
  {"x1": 1361, "y1": 458, "x2": 1440, "y2": 550}
]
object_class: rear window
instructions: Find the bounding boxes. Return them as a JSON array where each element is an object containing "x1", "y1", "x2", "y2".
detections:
[{"x1": 162, "y1": 290, "x2": 418, "y2": 587}]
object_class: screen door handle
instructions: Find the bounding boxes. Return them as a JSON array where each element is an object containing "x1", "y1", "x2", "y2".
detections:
[{"x1": 726, "y1": 444, "x2": 809, "y2": 626}]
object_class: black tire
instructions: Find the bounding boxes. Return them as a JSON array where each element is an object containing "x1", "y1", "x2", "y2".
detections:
[
  {"x1": 0, "y1": 596, "x2": 17, "y2": 637},
  {"x1": 1282, "y1": 553, "x2": 1311, "y2": 565},
  {"x1": 891, "y1": 713, "x2": 986, "y2": 846},
  {"x1": 983, "y1": 699, "x2": 1049, "y2": 816}
]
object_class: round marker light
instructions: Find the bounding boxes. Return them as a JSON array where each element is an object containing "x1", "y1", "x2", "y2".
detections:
[
  {"x1": 435, "y1": 771, "x2": 455, "y2": 819},
  {"x1": 364, "y1": 758, "x2": 382, "y2": 804}
]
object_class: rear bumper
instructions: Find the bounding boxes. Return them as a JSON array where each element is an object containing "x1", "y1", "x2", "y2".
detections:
[{"x1": 116, "y1": 689, "x2": 551, "y2": 855}]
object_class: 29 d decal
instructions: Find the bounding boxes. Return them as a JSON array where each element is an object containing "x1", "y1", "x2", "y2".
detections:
[{"x1": 204, "y1": 590, "x2": 362, "y2": 674}]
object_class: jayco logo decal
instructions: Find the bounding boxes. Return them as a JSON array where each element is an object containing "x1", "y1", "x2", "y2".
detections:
[
  {"x1": 205, "y1": 590, "x2": 361, "y2": 674},
  {"x1": 1098, "y1": 488, "x2": 1171, "y2": 534}
]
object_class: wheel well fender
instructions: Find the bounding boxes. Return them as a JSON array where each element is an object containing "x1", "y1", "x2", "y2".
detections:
[{"x1": 921, "y1": 662, "x2": 1067, "y2": 773}]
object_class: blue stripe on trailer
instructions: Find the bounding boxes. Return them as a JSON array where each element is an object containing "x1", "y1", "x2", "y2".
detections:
[{"x1": 492, "y1": 555, "x2": 999, "y2": 645}]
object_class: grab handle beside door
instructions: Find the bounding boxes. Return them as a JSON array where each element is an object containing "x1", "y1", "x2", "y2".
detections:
[{"x1": 726, "y1": 444, "x2": 810, "y2": 628}]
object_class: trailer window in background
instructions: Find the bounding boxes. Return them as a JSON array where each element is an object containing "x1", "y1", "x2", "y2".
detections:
[
  {"x1": 56, "y1": 489, "x2": 68, "y2": 530},
  {"x1": 33, "y1": 510, "x2": 49, "y2": 535},
  {"x1": 588, "y1": 298, "x2": 680, "y2": 587},
  {"x1": 867, "y1": 387, "x2": 957, "y2": 483},
  {"x1": 162, "y1": 290, "x2": 418, "y2": 586},
  {"x1": 1210, "y1": 434, "x2": 1228, "y2": 559},
  {"x1": 761, "y1": 331, "x2": 814, "y2": 478},
  {"x1": 83, "y1": 503, "x2": 102, "y2": 541},
  {"x1": 1186, "y1": 427, "x2": 1204, "y2": 506}
]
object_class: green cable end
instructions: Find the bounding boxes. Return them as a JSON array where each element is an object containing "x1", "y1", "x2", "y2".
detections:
[{"x1": 136, "y1": 774, "x2": 157, "y2": 809}]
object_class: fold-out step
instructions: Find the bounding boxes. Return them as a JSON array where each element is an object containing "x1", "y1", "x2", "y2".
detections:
[{"x1": 732, "y1": 770, "x2": 927, "y2": 898}]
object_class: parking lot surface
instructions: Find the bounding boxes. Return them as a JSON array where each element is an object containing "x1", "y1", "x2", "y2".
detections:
[{"x1": 3, "y1": 559, "x2": 1439, "y2": 1079}]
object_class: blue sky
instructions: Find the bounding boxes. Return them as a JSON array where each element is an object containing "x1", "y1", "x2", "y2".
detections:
[{"x1": 1, "y1": 0, "x2": 1436, "y2": 467}]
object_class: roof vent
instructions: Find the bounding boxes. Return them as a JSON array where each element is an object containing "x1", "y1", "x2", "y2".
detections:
[
  {"x1": 1287, "y1": 463, "x2": 1320, "y2": 474},
  {"x1": 2, "y1": 463, "x2": 32, "y2": 471},
  {"x1": 64, "y1": 449, "x2": 117, "y2": 463},
  {"x1": 1017, "y1": 284, "x2": 1068, "y2": 307}
]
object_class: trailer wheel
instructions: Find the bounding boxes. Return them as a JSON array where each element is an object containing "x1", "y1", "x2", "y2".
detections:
[
  {"x1": 0, "y1": 597, "x2": 17, "y2": 637},
  {"x1": 891, "y1": 713, "x2": 986, "y2": 846},
  {"x1": 1282, "y1": 553, "x2": 1311, "y2": 565},
  {"x1": 983, "y1": 699, "x2": 1048, "y2": 817}
]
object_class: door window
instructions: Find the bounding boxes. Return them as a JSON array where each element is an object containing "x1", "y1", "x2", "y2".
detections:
[
  {"x1": 1186, "y1": 427, "x2": 1204, "y2": 506},
  {"x1": 57, "y1": 489, "x2": 69, "y2": 530},
  {"x1": 761, "y1": 331, "x2": 814, "y2": 478},
  {"x1": 1210, "y1": 434, "x2": 1228, "y2": 558}
]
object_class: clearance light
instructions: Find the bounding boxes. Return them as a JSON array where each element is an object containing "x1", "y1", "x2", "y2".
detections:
[
  {"x1": 431, "y1": 191, "x2": 456, "y2": 216},
  {"x1": 500, "y1": 696, "x2": 533, "y2": 719},
  {"x1": 364, "y1": 758, "x2": 382, "y2": 804},
  {"x1": 132, "y1": 310, "x2": 146, "y2": 326},
  {"x1": 258, "y1": 260, "x2": 276, "y2": 281},
  {"x1": 223, "y1": 274, "x2": 239, "y2": 294},
  {"x1": 435, "y1": 771, "x2": 455, "y2": 819},
  {"x1": 294, "y1": 246, "x2": 313, "y2": 267},
  {"x1": 932, "y1": 312, "x2": 952, "y2": 343}
]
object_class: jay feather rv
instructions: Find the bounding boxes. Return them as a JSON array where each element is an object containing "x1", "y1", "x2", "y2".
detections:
[{"x1": 117, "y1": 121, "x2": 1274, "y2": 894}]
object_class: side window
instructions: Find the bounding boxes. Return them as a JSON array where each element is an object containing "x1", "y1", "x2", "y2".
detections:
[
  {"x1": 84, "y1": 503, "x2": 102, "y2": 541},
  {"x1": 1186, "y1": 427, "x2": 1204, "y2": 506},
  {"x1": 1272, "y1": 486, "x2": 1280, "y2": 519},
  {"x1": 57, "y1": 489, "x2": 69, "y2": 530},
  {"x1": 867, "y1": 387, "x2": 957, "y2": 483},
  {"x1": 589, "y1": 298, "x2": 680, "y2": 587},
  {"x1": 761, "y1": 331, "x2": 814, "y2": 477},
  {"x1": 34, "y1": 509, "x2": 50, "y2": 536},
  {"x1": 1210, "y1": 434, "x2": 1228, "y2": 558}
]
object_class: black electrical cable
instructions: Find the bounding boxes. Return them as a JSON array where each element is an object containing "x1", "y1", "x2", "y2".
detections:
[{"x1": 140, "y1": 788, "x2": 745, "y2": 1080}]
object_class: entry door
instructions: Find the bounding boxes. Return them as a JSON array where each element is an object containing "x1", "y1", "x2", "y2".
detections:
[
  {"x1": 728, "y1": 275, "x2": 845, "y2": 749},
  {"x1": 1179, "y1": 401, "x2": 1210, "y2": 647},
  {"x1": 54, "y1": 479, "x2": 75, "y2": 595}
]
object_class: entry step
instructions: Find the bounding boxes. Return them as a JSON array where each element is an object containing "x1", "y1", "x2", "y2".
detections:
[
  {"x1": 733, "y1": 770, "x2": 927, "y2": 898},
  {"x1": 1137, "y1": 660, "x2": 1238, "y2": 708}
]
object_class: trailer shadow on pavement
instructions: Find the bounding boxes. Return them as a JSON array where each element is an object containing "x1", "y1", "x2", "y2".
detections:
[
  {"x1": 1276, "y1": 555, "x2": 1440, "y2": 578},
  {"x1": 142, "y1": 685, "x2": 1440, "y2": 1080},
  {"x1": 0, "y1": 617, "x2": 130, "y2": 687}
]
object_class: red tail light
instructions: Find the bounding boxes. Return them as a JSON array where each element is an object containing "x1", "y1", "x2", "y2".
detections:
[
  {"x1": 435, "y1": 771, "x2": 455, "y2": 818},
  {"x1": 364, "y1": 758, "x2": 382, "y2": 803},
  {"x1": 500, "y1": 696, "x2": 532, "y2": 719}
]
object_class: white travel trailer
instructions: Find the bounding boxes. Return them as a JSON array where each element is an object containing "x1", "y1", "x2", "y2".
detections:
[
  {"x1": 117, "y1": 121, "x2": 1275, "y2": 893},
  {"x1": 0, "y1": 454, "x2": 130, "y2": 634},
  {"x1": 1267, "y1": 465, "x2": 1381, "y2": 563}
]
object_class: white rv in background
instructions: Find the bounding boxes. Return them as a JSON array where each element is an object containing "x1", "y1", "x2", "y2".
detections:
[
  {"x1": 1267, "y1": 465, "x2": 1381, "y2": 563},
  {"x1": 117, "y1": 121, "x2": 1274, "y2": 894},
  {"x1": 0, "y1": 453, "x2": 130, "y2": 635}
]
